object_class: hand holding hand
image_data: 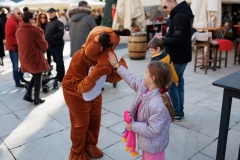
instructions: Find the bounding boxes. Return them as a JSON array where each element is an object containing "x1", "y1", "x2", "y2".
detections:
[
  {"x1": 108, "y1": 52, "x2": 118, "y2": 66},
  {"x1": 126, "y1": 121, "x2": 133, "y2": 131}
]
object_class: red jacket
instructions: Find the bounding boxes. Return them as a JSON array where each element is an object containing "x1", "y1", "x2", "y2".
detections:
[
  {"x1": 16, "y1": 23, "x2": 49, "y2": 74},
  {"x1": 5, "y1": 14, "x2": 21, "y2": 51}
]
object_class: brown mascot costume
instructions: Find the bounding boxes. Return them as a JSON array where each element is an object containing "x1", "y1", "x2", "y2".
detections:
[{"x1": 62, "y1": 26, "x2": 131, "y2": 160}]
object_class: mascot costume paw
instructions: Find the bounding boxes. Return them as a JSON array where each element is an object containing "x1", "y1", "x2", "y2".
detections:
[{"x1": 62, "y1": 26, "x2": 131, "y2": 160}]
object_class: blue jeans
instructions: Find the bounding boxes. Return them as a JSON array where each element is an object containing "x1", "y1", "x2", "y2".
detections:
[
  {"x1": 9, "y1": 51, "x2": 24, "y2": 85},
  {"x1": 168, "y1": 63, "x2": 187, "y2": 116},
  {"x1": 50, "y1": 45, "x2": 65, "y2": 82}
]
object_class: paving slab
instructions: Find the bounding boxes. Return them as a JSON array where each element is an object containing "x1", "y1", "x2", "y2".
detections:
[
  {"x1": 0, "y1": 90, "x2": 33, "y2": 112},
  {"x1": 232, "y1": 122, "x2": 240, "y2": 132},
  {"x1": 201, "y1": 129, "x2": 240, "y2": 160},
  {"x1": 165, "y1": 124, "x2": 214, "y2": 160},
  {"x1": 101, "y1": 112, "x2": 123, "y2": 128},
  {"x1": 103, "y1": 94, "x2": 135, "y2": 117},
  {"x1": 0, "y1": 140, "x2": 14, "y2": 160},
  {"x1": 97, "y1": 126, "x2": 122, "y2": 150},
  {"x1": 102, "y1": 108, "x2": 109, "y2": 115},
  {"x1": 0, "y1": 101, "x2": 11, "y2": 116},
  {"x1": 176, "y1": 103, "x2": 240, "y2": 138},
  {"x1": 184, "y1": 87, "x2": 216, "y2": 104},
  {"x1": 2, "y1": 120, "x2": 66, "y2": 149},
  {"x1": 37, "y1": 95, "x2": 67, "y2": 112},
  {"x1": 14, "y1": 107, "x2": 54, "y2": 127},
  {"x1": 46, "y1": 106, "x2": 70, "y2": 128},
  {"x1": 102, "y1": 89, "x2": 129, "y2": 103},
  {"x1": 108, "y1": 121, "x2": 126, "y2": 136},
  {"x1": 190, "y1": 153, "x2": 214, "y2": 160},
  {"x1": 10, "y1": 129, "x2": 71, "y2": 160},
  {"x1": 0, "y1": 113, "x2": 29, "y2": 138},
  {"x1": 196, "y1": 99, "x2": 240, "y2": 118},
  {"x1": 102, "y1": 141, "x2": 142, "y2": 160}
]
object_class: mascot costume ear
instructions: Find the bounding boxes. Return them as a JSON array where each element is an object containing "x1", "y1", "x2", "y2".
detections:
[{"x1": 114, "y1": 29, "x2": 131, "y2": 36}]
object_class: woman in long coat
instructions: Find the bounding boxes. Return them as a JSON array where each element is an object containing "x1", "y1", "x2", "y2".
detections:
[
  {"x1": 36, "y1": 12, "x2": 52, "y2": 69},
  {"x1": 16, "y1": 11, "x2": 49, "y2": 105},
  {"x1": 0, "y1": 22, "x2": 5, "y2": 66}
]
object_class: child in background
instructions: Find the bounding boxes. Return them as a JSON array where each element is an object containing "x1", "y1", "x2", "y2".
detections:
[
  {"x1": 108, "y1": 52, "x2": 174, "y2": 160},
  {"x1": 148, "y1": 38, "x2": 178, "y2": 87}
]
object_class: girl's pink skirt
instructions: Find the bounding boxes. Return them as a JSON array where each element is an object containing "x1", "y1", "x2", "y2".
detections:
[{"x1": 142, "y1": 150, "x2": 164, "y2": 160}]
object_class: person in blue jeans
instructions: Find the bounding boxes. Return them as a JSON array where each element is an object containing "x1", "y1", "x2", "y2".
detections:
[
  {"x1": 156, "y1": 0, "x2": 194, "y2": 121},
  {"x1": 9, "y1": 51, "x2": 24, "y2": 86},
  {"x1": 5, "y1": 8, "x2": 28, "y2": 87}
]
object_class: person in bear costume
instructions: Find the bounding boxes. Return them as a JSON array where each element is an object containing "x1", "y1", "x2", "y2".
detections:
[{"x1": 62, "y1": 26, "x2": 131, "y2": 160}]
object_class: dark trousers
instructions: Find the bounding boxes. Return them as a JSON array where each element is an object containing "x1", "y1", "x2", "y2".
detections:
[
  {"x1": 50, "y1": 45, "x2": 65, "y2": 82},
  {"x1": 45, "y1": 49, "x2": 52, "y2": 66},
  {"x1": 27, "y1": 72, "x2": 42, "y2": 99}
]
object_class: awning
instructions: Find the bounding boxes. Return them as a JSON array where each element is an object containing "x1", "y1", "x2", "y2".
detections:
[
  {"x1": 13, "y1": 0, "x2": 69, "y2": 10},
  {"x1": 0, "y1": 0, "x2": 16, "y2": 8},
  {"x1": 10, "y1": 0, "x2": 105, "y2": 10}
]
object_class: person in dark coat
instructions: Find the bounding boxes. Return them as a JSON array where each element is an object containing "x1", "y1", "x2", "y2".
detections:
[
  {"x1": 45, "y1": 8, "x2": 65, "y2": 86},
  {"x1": 36, "y1": 12, "x2": 52, "y2": 72},
  {"x1": 157, "y1": 0, "x2": 194, "y2": 121},
  {"x1": 67, "y1": 1, "x2": 97, "y2": 57},
  {"x1": 0, "y1": 21, "x2": 5, "y2": 66},
  {"x1": 232, "y1": 8, "x2": 240, "y2": 41},
  {"x1": 16, "y1": 11, "x2": 49, "y2": 105},
  {"x1": 0, "y1": 8, "x2": 7, "y2": 39}
]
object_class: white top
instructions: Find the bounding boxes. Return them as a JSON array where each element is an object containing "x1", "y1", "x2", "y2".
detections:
[{"x1": 82, "y1": 75, "x2": 107, "y2": 101}]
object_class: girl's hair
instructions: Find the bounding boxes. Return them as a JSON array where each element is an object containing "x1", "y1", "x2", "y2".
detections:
[
  {"x1": 22, "y1": 11, "x2": 34, "y2": 23},
  {"x1": 148, "y1": 61, "x2": 175, "y2": 121},
  {"x1": 36, "y1": 12, "x2": 48, "y2": 27},
  {"x1": 147, "y1": 38, "x2": 164, "y2": 50}
]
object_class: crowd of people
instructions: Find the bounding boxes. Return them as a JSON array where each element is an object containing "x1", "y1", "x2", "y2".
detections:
[
  {"x1": 0, "y1": 0, "x2": 194, "y2": 160},
  {"x1": 0, "y1": 6, "x2": 66, "y2": 104}
]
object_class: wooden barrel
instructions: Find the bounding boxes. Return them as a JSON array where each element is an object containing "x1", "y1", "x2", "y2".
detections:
[{"x1": 128, "y1": 33, "x2": 147, "y2": 60}]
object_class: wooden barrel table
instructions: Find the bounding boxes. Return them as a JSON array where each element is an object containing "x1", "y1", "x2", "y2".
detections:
[{"x1": 128, "y1": 33, "x2": 147, "y2": 60}]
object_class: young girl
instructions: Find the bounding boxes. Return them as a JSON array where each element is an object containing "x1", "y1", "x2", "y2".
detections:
[{"x1": 108, "y1": 52, "x2": 174, "y2": 160}]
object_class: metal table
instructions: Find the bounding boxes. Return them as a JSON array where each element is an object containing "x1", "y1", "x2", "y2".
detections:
[{"x1": 212, "y1": 71, "x2": 240, "y2": 160}]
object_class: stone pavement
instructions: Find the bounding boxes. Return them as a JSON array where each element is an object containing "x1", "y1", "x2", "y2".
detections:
[{"x1": 0, "y1": 41, "x2": 240, "y2": 160}]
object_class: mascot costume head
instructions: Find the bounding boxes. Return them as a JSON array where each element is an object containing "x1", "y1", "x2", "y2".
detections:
[{"x1": 62, "y1": 26, "x2": 131, "y2": 160}]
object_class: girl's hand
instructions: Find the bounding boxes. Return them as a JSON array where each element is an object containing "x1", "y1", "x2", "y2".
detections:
[
  {"x1": 126, "y1": 122, "x2": 132, "y2": 131},
  {"x1": 108, "y1": 52, "x2": 118, "y2": 66}
]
